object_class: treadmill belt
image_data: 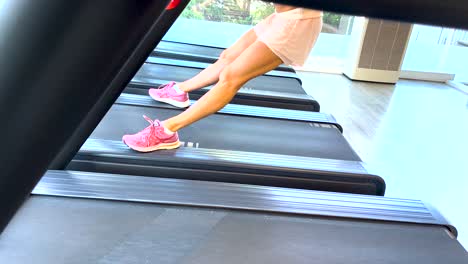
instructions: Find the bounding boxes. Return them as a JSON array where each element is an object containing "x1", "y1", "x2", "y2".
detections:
[
  {"x1": 71, "y1": 100, "x2": 383, "y2": 195},
  {"x1": 133, "y1": 63, "x2": 306, "y2": 95},
  {"x1": 157, "y1": 41, "x2": 225, "y2": 58},
  {"x1": 89, "y1": 104, "x2": 360, "y2": 161},
  {"x1": 2, "y1": 195, "x2": 466, "y2": 264},
  {"x1": 146, "y1": 57, "x2": 300, "y2": 82},
  {"x1": 154, "y1": 41, "x2": 295, "y2": 73}
]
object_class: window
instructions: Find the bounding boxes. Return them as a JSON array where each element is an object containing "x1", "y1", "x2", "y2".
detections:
[
  {"x1": 402, "y1": 25, "x2": 468, "y2": 82},
  {"x1": 163, "y1": 1, "x2": 354, "y2": 71}
]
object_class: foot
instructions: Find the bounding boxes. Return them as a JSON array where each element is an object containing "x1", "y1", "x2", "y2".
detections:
[
  {"x1": 122, "y1": 115, "x2": 180, "y2": 152},
  {"x1": 149, "y1": 82, "x2": 190, "y2": 108}
]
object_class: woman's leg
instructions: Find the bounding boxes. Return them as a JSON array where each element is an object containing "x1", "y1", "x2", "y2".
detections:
[
  {"x1": 177, "y1": 29, "x2": 258, "y2": 92},
  {"x1": 163, "y1": 41, "x2": 283, "y2": 131}
]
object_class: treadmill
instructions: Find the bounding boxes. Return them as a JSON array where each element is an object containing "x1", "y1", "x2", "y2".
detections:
[
  {"x1": 137, "y1": 59, "x2": 302, "y2": 92},
  {"x1": 1, "y1": 0, "x2": 467, "y2": 262},
  {"x1": 0, "y1": 170, "x2": 465, "y2": 263},
  {"x1": 129, "y1": 62, "x2": 321, "y2": 111},
  {"x1": 67, "y1": 93, "x2": 385, "y2": 196},
  {"x1": 153, "y1": 40, "x2": 297, "y2": 73},
  {"x1": 145, "y1": 56, "x2": 301, "y2": 82}
]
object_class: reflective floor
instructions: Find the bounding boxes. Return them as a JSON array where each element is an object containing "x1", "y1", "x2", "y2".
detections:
[{"x1": 299, "y1": 71, "x2": 468, "y2": 249}]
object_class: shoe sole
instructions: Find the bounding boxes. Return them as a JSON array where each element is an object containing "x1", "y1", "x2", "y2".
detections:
[
  {"x1": 149, "y1": 94, "x2": 190, "y2": 108},
  {"x1": 124, "y1": 140, "x2": 181, "y2": 153}
]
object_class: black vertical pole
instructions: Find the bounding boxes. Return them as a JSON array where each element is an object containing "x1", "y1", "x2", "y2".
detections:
[
  {"x1": 0, "y1": 0, "x2": 169, "y2": 234},
  {"x1": 49, "y1": 0, "x2": 191, "y2": 170}
]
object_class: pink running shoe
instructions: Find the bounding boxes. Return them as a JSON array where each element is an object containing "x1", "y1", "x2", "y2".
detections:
[
  {"x1": 122, "y1": 115, "x2": 180, "y2": 152},
  {"x1": 149, "y1": 82, "x2": 190, "y2": 108}
]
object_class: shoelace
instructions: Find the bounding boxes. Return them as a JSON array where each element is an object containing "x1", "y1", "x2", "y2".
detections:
[
  {"x1": 136, "y1": 115, "x2": 167, "y2": 146},
  {"x1": 155, "y1": 82, "x2": 176, "y2": 97}
]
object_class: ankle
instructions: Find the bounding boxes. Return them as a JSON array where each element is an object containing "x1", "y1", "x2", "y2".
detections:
[
  {"x1": 161, "y1": 121, "x2": 177, "y2": 134},
  {"x1": 176, "y1": 83, "x2": 189, "y2": 93}
]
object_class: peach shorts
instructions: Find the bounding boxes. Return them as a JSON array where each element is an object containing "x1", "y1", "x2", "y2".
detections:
[{"x1": 254, "y1": 13, "x2": 323, "y2": 66}]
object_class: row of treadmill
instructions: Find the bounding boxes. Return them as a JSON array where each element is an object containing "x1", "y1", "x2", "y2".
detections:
[
  {"x1": 2, "y1": 33, "x2": 467, "y2": 263},
  {"x1": 70, "y1": 40, "x2": 386, "y2": 196}
]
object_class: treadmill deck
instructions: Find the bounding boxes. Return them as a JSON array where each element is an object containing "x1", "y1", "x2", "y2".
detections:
[{"x1": 1, "y1": 171, "x2": 465, "y2": 264}]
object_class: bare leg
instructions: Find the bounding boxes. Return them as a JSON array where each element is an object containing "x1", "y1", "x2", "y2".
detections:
[
  {"x1": 177, "y1": 29, "x2": 258, "y2": 92},
  {"x1": 163, "y1": 41, "x2": 282, "y2": 131}
]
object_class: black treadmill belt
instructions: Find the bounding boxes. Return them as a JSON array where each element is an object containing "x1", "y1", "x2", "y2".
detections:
[
  {"x1": 145, "y1": 57, "x2": 299, "y2": 82},
  {"x1": 155, "y1": 41, "x2": 295, "y2": 73},
  {"x1": 157, "y1": 41, "x2": 223, "y2": 57},
  {"x1": 133, "y1": 63, "x2": 306, "y2": 95},
  {"x1": 2, "y1": 195, "x2": 467, "y2": 264},
  {"x1": 90, "y1": 104, "x2": 360, "y2": 161}
]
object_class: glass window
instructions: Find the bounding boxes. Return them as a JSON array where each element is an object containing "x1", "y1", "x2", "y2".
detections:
[
  {"x1": 402, "y1": 25, "x2": 468, "y2": 82},
  {"x1": 163, "y1": 1, "x2": 354, "y2": 71}
]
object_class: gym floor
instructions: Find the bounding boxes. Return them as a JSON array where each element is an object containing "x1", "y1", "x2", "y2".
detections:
[{"x1": 298, "y1": 71, "x2": 468, "y2": 250}]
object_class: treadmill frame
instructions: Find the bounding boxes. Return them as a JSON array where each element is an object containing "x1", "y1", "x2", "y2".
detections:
[
  {"x1": 48, "y1": 0, "x2": 191, "y2": 171},
  {"x1": 2, "y1": 0, "x2": 467, "y2": 235},
  {"x1": 69, "y1": 138, "x2": 385, "y2": 196},
  {"x1": 34, "y1": 170, "x2": 455, "y2": 236},
  {"x1": 0, "y1": 0, "x2": 173, "y2": 234}
]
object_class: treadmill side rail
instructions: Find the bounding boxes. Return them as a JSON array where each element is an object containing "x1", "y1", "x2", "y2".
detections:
[
  {"x1": 0, "y1": 0, "x2": 170, "y2": 234},
  {"x1": 116, "y1": 93, "x2": 341, "y2": 132},
  {"x1": 70, "y1": 139, "x2": 386, "y2": 196},
  {"x1": 34, "y1": 170, "x2": 454, "y2": 236}
]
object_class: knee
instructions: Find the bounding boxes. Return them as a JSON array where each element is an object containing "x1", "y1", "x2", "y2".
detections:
[
  {"x1": 219, "y1": 50, "x2": 236, "y2": 64},
  {"x1": 219, "y1": 66, "x2": 244, "y2": 92}
]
